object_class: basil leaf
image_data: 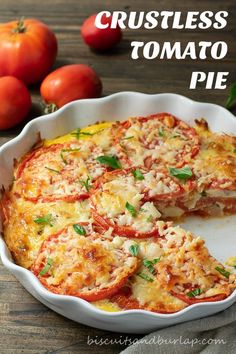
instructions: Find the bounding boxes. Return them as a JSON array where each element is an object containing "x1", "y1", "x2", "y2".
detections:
[
  {"x1": 137, "y1": 272, "x2": 154, "y2": 282},
  {"x1": 34, "y1": 214, "x2": 54, "y2": 227},
  {"x1": 143, "y1": 258, "x2": 160, "y2": 275},
  {"x1": 233, "y1": 148, "x2": 236, "y2": 154},
  {"x1": 129, "y1": 244, "x2": 139, "y2": 257},
  {"x1": 169, "y1": 166, "x2": 193, "y2": 180},
  {"x1": 132, "y1": 169, "x2": 144, "y2": 180},
  {"x1": 39, "y1": 258, "x2": 53, "y2": 276},
  {"x1": 226, "y1": 82, "x2": 236, "y2": 109},
  {"x1": 45, "y1": 166, "x2": 61, "y2": 174},
  {"x1": 215, "y1": 266, "x2": 230, "y2": 278},
  {"x1": 73, "y1": 224, "x2": 86, "y2": 235},
  {"x1": 79, "y1": 176, "x2": 91, "y2": 192},
  {"x1": 60, "y1": 148, "x2": 80, "y2": 164},
  {"x1": 96, "y1": 155, "x2": 122, "y2": 170},
  {"x1": 186, "y1": 288, "x2": 202, "y2": 298},
  {"x1": 125, "y1": 202, "x2": 137, "y2": 217}
]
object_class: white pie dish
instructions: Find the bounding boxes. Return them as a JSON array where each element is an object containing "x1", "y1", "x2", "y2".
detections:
[{"x1": 0, "y1": 92, "x2": 235, "y2": 334}]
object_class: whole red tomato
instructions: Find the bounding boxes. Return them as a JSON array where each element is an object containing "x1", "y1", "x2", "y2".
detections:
[
  {"x1": 81, "y1": 14, "x2": 122, "y2": 51},
  {"x1": 0, "y1": 19, "x2": 57, "y2": 85},
  {"x1": 0, "y1": 76, "x2": 31, "y2": 130},
  {"x1": 40, "y1": 64, "x2": 102, "y2": 111}
]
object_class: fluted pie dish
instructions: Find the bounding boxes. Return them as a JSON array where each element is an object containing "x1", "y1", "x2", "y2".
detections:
[{"x1": 0, "y1": 92, "x2": 236, "y2": 333}]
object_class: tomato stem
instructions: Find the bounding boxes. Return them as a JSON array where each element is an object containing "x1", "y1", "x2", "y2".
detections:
[
  {"x1": 13, "y1": 17, "x2": 27, "y2": 34},
  {"x1": 44, "y1": 103, "x2": 58, "y2": 114}
]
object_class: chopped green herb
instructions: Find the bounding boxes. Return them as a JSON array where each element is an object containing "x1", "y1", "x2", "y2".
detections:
[
  {"x1": 172, "y1": 134, "x2": 181, "y2": 139},
  {"x1": 40, "y1": 258, "x2": 53, "y2": 276},
  {"x1": 147, "y1": 215, "x2": 153, "y2": 222},
  {"x1": 71, "y1": 128, "x2": 103, "y2": 139},
  {"x1": 158, "y1": 127, "x2": 164, "y2": 137},
  {"x1": 169, "y1": 166, "x2": 193, "y2": 180},
  {"x1": 215, "y1": 266, "x2": 230, "y2": 278},
  {"x1": 226, "y1": 82, "x2": 236, "y2": 110},
  {"x1": 79, "y1": 176, "x2": 92, "y2": 192},
  {"x1": 45, "y1": 166, "x2": 61, "y2": 174},
  {"x1": 73, "y1": 224, "x2": 86, "y2": 235},
  {"x1": 60, "y1": 148, "x2": 80, "y2": 164},
  {"x1": 129, "y1": 244, "x2": 139, "y2": 257},
  {"x1": 186, "y1": 288, "x2": 202, "y2": 298},
  {"x1": 125, "y1": 202, "x2": 137, "y2": 217},
  {"x1": 143, "y1": 258, "x2": 160, "y2": 275},
  {"x1": 201, "y1": 191, "x2": 207, "y2": 197},
  {"x1": 34, "y1": 214, "x2": 54, "y2": 227},
  {"x1": 233, "y1": 148, "x2": 236, "y2": 154},
  {"x1": 137, "y1": 272, "x2": 154, "y2": 282},
  {"x1": 96, "y1": 155, "x2": 122, "y2": 170},
  {"x1": 132, "y1": 169, "x2": 144, "y2": 180},
  {"x1": 122, "y1": 136, "x2": 134, "y2": 140}
]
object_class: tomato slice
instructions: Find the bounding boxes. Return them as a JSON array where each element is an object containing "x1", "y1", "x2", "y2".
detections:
[
  {"x1": 154, "y1": 229, "x2": 233, "y2": 305},
  {"x1": 114, "y1": 113, "x2": 200, "y2": 169},
  {"x1": 91, "y1": 167, "x2": 188, "y2": 238},
  {"x1": 14, "y1": 141, "x2": 107, "y2": 202},
  {"x1": 32, "y1": 224, "x2": 138, "y2": 301}
]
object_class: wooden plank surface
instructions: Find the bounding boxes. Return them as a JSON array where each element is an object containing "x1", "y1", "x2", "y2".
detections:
[{"x1": 0, "y1": 0, "x2": 236, "y2": 353}]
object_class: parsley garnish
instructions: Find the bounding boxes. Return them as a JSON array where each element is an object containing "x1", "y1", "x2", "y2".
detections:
[
  {"x1": 39, "y1": 258, "x2": 53, "y2": 276},
  {"x1": 122, "y1": 135, "x2": 134, "y2": 140},
  {"x1": 132, "y1": 169, "x2": 144, "y2": 180},
  {"x1": 125, "y1": 202, "x2": 137, "y2": 217},
  {"x1": 79, "y1": 176, "x2": 92, "y2": 192},
  {"x1": 215, "y1": 266, "x2": 230, "y2": 278},
  {"x1": 60, "y1": 148, "x2": 80, "y2": 164},
  {"x1": 129, "y1": 244, "x2": 139, "y2": 257},
  {"x1": 169, "y1": 166, "x2": 193, "y2": 180},
  {"x1": 158, "y1": 127, "x2": 165, "y2": 137},
  {"x1": 73, "y1": 224, "x2": 86, "y2": 235},
  {"x1": 137, "y1": 272, "x2": 154, "y2": 282},
  {"x1": 186, "y1": 288, "x2": 202, "y2": 298},
  {"x1": 34, "y1": 214, "x2": 54, "y2": 227},
  {"x1": 71, "y1": 128, "x2": 103, "y2": 139},
  {"x1": 45, "y1": 167, "x2": 61, "y2": 174},
  {"x1": 96, "y1": 155, "x2": 122, "y2": 170}
]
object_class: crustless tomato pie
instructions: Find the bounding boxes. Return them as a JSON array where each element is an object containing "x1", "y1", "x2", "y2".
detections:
[{"x1": 1, "y1": 113, "x2": 235, "y2": 313}]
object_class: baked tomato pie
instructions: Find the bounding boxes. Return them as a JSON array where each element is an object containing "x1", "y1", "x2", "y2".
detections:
[
  {"x1": 114, "y1": 113, "x2": 200, "y2": 169},
  {"x1": 1, "y1": 116, "x2": 236, "y2": 314}
]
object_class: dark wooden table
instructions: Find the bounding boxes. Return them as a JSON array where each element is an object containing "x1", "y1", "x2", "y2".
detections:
[{"x1": 0, "y1": 0, "x2": 236, "y2": 353}]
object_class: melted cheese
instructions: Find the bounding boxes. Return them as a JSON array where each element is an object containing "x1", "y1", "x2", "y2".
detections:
[
  {"x1": 92, "y1": 300, "x2": 121, "y2": 312},
  {"x1": 119, "y1": 114, "x2": 198, "y2": 167},
  {"x1": 194, "y1": 123, "x2": 236, "y2": 187},
  {"x1": 92, "y1": 168, "x2": 186, "y2": 232},
  {"x1": 33, "y1": 225, "x2": 138, "y2": 298},
  {"x1": 3, "y1": 197, "x2": 92, "y2": 268}
]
